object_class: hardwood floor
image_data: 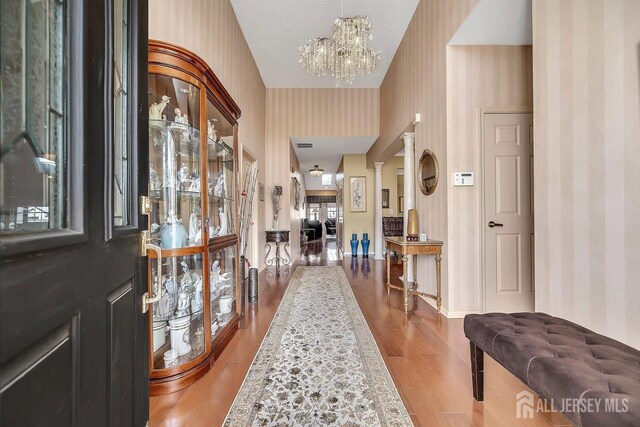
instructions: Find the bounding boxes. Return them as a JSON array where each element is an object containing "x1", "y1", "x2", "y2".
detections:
[{"x1": 150, "y1": 241, "x2": 571, "y2": 426}]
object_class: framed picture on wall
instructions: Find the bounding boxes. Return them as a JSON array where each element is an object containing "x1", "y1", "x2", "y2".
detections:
[
  {"x1": 350, "y1": 176, "x2": 367, "y2": 212},
  {"x1": 292, "y1": 177, "x2": 300, "y2": 211},
  {"x1": 399, "y1": 196, "x2": 404, "y2": 213},
  {"x1": 382, "y1": 189, "x2": 390, "y2": 208}
]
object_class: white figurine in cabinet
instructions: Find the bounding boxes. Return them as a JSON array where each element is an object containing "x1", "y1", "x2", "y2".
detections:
[
  {"x1": 177, "y1": 163, "x2": 189, "y2": 188},
  {"x1": 218, "y1": 207, "x2": 228, "y2": 236},
  {"x1": 149, "y1": 164, "x2": 161, "y2": 191},
  {"x1": 149, "y1": 95, "x2": 171, "y2": 122},
  {"x1": 191, "y1": 275, "x2": 203, "y2": 312},
  {"x1": 213, "y1": 171, "x2": 225, "y2": 198},
  {"x1": 207, "y1": 119, "x2": 217, "y2": 142},
  {"x1": 188, "y1": 211, "x2": 201, "y2": 246}
]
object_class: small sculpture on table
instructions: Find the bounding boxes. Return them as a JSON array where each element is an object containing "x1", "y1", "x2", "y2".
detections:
[
  {"x1": 188, "y1": 211, "x2": 201, "y2": 246},
  {"x1": 177, "y1": 163, "x2": 189, "y2": 190},
  {"x1": 213, "y1": 172, "x2": 225, "y2": 198},
  {"x1": 149, "y1": 95, "x2": 171, "y2": 123},
  {"x1": 207, "y1": 119, "x2": 217, "y2": 142},
  {"x1": 217, "y1": 207, "x2": 228, "y2": 236}
]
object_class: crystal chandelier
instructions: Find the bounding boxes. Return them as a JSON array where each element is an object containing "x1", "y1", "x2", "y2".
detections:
[{"x1": 298, "y1": 4, "x2": 381, "y2": 86}]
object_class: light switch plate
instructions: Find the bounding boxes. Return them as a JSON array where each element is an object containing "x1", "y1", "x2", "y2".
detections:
[{"x1": 454, "y1": 172, "x2": 474, "y2": 186}]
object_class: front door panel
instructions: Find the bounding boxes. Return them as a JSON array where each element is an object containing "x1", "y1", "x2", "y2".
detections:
[{"x1": 0, "y1": 0, "x2": 149, "y2": 425}]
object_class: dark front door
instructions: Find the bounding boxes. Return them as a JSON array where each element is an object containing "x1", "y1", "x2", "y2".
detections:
[{"x1": 0, "y1": 0, "x2": 149, "y2": 425}]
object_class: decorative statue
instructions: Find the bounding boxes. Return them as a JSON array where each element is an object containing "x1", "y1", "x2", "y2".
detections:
[
  {"x1": 213, "y1": 172, "x2": 225, "y2": 198},
  {"x1": 188, "y1": 211, "x2": 201, "y2": 246},
  {"x1": 173, "y1": 108, "x2": 184, "y2": 124},
  {"x1": 149, "y1": 164, "x2": 161, "y2": 191},
  {"x1": 177, "y1": 163, "x2": 189, "y2": 189},
  {"x1": 188, "y1": 172, "x2": 200, "y2": 192},
  {"x1": 179, "y1": 261, "x2": 195, "y2": 292},
  {"x1": 207, "y1": 177, "x2": 214, "y2": 196},
  {"x1": 175, "y1": 290, "x2": 190, "y2": 317},
  {"x1": 191, "y1": 275, "x2": 203, "y2": 312},
  {"x1": 218, "y1": 207, "x2": 228, "y2": 236},
  {"x1": 163, "y1": 274, "x2": 177, "y2": 295},
  {"x1": 160, "y1": 210, "x2": 188, "y2": 249},
  {"x1": 210, "y1": 260, "x2": 221, "y2": 289},
  {"x1": 149, "y1": 95, "x2": 171, "y2": 121},
  {"x1": 207, "y1": 119, "x2": 217, "y2": 141}
]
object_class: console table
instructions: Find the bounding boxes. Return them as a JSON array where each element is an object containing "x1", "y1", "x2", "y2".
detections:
[
  {"x1": 384, "y1": 237, "x2": 443, "y2": 314},
  {"x1": 265, "y1": 230, "x2": 291, "y2": 272}
]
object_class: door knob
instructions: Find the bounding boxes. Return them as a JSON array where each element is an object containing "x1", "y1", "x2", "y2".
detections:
[{"x1": 488, "y1": 221, "x2": 503, "y2": 228}]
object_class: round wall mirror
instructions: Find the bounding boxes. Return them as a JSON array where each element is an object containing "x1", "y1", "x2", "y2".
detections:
[{"x1": 418, "y1": 149, "x2": 439, "y2": 195}]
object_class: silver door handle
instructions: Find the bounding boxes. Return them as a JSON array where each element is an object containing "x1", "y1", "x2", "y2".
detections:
[{"x1": 488, "y1": 221, "x2": 503, "y2": 228}]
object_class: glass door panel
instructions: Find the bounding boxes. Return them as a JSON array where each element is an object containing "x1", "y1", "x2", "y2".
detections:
[
  {"x1": 148, "y1": 74, "x2": 202, "y2": 249},
  {"x1": 205, "y1": 99, "x2": 234, "y2": 239},
  {"x1": 208, "y1": 246, "x2": 237, "y2": 341},
  {"x1": 151, "y1": 253, "x2": 206, "y2": 370}
]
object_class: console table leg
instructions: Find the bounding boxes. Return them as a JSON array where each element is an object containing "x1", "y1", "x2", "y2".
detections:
[
  {"x1": 435, "y1": 253, "x2": 442, "y2": 312},
  {"x1": 402, "y1": 254, "x2": 409, "y2": 314},
  {"x1": 386, "y1": 250, "x2": 391, "y2": 295}
]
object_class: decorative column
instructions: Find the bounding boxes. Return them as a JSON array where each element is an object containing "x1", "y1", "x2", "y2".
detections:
[
  {"x1": 403, "y1": 132, "x2": 416, "y2": 283},
  {"x1": 374, "y1": 162, "x2": 384, "y2": 259}
]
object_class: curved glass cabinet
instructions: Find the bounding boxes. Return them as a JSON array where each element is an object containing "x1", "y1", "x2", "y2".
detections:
[{"x1": 147, "y1": 40, "x2": 241, "y2": 395}]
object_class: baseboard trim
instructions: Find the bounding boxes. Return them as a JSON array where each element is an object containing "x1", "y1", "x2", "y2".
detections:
[{"x1": 418, "y1": 295, "x2": 481, "y2": 318}]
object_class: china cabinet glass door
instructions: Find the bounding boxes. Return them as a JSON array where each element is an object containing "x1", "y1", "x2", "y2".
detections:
[{"x1": 205, "y1": 99, "x2": 235, "y2": 240}]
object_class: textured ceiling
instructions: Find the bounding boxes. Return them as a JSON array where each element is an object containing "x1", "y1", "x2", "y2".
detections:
[
  {"x1": 291, "y1": 136, "x2": 377, "y2": 190},
  {"x1": 449, "y1": 0, "x2": 532, "y2": 45},
  {"x1": 230, "y1": 0, "x2": 419, "y2": 88}
]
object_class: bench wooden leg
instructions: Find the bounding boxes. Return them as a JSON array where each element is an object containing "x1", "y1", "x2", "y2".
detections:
[{"x1": 470, "y1": 342, "x2": 484, "y2": 401}]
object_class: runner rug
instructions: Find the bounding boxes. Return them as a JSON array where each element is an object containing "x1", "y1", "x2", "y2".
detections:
[{"x1": 224, "y1": 266, "x2": 413, "y2": 426}]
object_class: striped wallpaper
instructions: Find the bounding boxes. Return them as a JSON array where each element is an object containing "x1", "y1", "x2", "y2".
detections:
[
  {"x1": 370, "y1": 0, "x2": 479, "y2": 314},
  {"x1": 265, "y1": 88, "x2": 380, "y2": 257},
  {"x1": 533, "y1": 0, "x2": 640, "y2": 348},
  {"x1": 446, "y1": 45, "x2": 533, "y2": 315},
  {"x1": 149, "y1": 0, "x2": 268, "y2": 267}
]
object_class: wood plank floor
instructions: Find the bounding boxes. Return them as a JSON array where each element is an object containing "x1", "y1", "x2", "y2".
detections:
[{"x1": 150, "y1": 241, "x2": 571, "y2": 426}]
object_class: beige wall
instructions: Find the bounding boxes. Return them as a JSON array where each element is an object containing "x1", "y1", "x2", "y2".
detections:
[
  {"x1": 533, "y1": 0, "x2": 640, "y2": 348},
  {"x1": 381, "y1": 156, "x2": 405, "y2": 217},
  {"x1": 369, "y1": 0, "x2": 478, "y2": 314},
  {"x1": 149, "y1": 0, "x2": 268, "y2": 268},
  {"x1": 342, "y1": 155, "x2": 375, "y2": 254},
  {"x1": 265, "y1": 89, "x2": 380, "y2": 258},
  {"x1": 446, "y1": 45, "x2": 533, "y2": 314}
]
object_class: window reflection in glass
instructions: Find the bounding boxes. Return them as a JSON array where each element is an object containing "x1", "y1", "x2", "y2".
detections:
[
  {"x1": 113, "y1": 0, "x2": 129, "y2": 226},
  {"x1": 0, "y1": 0, "x2": 66, "y2": 234}
]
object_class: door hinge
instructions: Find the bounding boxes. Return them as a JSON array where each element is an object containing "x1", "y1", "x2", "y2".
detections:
[{"x1": 140, "y1": 195, "x2": 151, "y2": 215}]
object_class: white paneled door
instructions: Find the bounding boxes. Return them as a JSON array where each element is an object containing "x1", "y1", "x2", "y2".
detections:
[{"x1": 484, "y1": 113, "x2": 534, "y2": 312}]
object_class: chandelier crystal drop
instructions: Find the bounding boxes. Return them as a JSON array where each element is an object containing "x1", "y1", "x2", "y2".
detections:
[{"x1": 299, "y1": 13, "x2": 381, "y2": 86}]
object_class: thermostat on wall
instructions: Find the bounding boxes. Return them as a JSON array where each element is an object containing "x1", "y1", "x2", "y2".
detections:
[{"x1": 454, "y1": 172, "x2": 474, "y2": 186}]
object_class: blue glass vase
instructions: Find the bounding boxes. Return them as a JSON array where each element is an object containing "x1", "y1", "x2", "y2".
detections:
[
  {"x1": 361, "y1": 233, "x2": 370, "y2": 258},
  {"x1": 350, "y1": 233, "x2": 359, "y2": 256}
]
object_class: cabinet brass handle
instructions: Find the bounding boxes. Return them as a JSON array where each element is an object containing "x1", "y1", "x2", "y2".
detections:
[{"x1": 142, "y1": 243, "x2": 163, "y2": 313}]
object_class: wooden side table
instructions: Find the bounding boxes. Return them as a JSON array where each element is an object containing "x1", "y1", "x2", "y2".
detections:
[
  {"x1": 384, "y1": 237, "x2": 443, "y2": 314},
  {"x1": 265, "y1": 230, "x2": 290, "y2": 272}
]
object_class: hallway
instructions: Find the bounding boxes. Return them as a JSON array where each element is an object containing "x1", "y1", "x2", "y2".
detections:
[{"x1": 150, "y1": 242, "x2": 569, "y2": 426}]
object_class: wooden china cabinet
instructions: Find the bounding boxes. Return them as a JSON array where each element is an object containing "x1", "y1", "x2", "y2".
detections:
[{"x1": 145, "y1": 40, "x2": 242, "y2": 395}]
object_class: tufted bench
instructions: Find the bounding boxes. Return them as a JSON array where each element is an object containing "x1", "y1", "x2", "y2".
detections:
[{"x1": 464, "y1": 313, "x2": 640, "y2": 426}]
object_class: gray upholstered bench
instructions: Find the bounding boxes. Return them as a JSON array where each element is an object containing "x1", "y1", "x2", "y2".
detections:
[{"x1": 464, "y1": 313, "x2": 640, "y2": 426}]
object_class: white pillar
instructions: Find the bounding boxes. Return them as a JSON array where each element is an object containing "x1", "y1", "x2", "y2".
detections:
[
  {"x1": 403, "y1": 132, "x2": 416, "y2": 283},
  {"x1": 374, "y1": 161, "x2": 384, "y2": 259}
]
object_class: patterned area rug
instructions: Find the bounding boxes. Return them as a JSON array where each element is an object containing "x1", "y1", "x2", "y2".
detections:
[{"x1": 224, "y1": 266, "x2": 413, "y2": 426}]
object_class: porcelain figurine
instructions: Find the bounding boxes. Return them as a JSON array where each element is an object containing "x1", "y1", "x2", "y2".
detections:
[
  {"x1": 179, "y1": 261, "x2": 196, "y2": 293},
  {"x1": 175, "y1": 290, "x2": 190, "y2": 317},
  {"x1": 149, "y1": 95, "x2": 171, "y2": 122},
  {"x1": 188, "y1": 211, "x2": 201, "y2": 246},
  {"x1": 213, "y1": 172, "x2": 225, "y2": 198},
  {"x1": 191, "y1": 275, "x2": 203, "y2": 312},
  {"x1": 207, "y1": 119, "x2": 217, "y2": 142},
  {"x1": 168, "y1": 317, "x2": 191, "y2": 356},
  {"x1": 9, "y1": 221, "x2": 15, "y2": 230},
  {"x1": 160, "y1": 210, "x2": 188, "y2": 249},
  {"x1": 217, "y1": 207, "x2": 228, "y2": 236},
  {"x1": 163, "y1": 274, "x2": 177, "y2": 295},
  {"x1": 177, "y1": 163, "x2": 189, "y2": 190},
  {"x1": 207, "y1": 177, "x2": 214, "y2": 196},
  {"x1": 209, "y1": 224, "x2": 220, "y2": 237},
  {"x1": 149, "y1": 164, "x2": 161, "y2": 191}
]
